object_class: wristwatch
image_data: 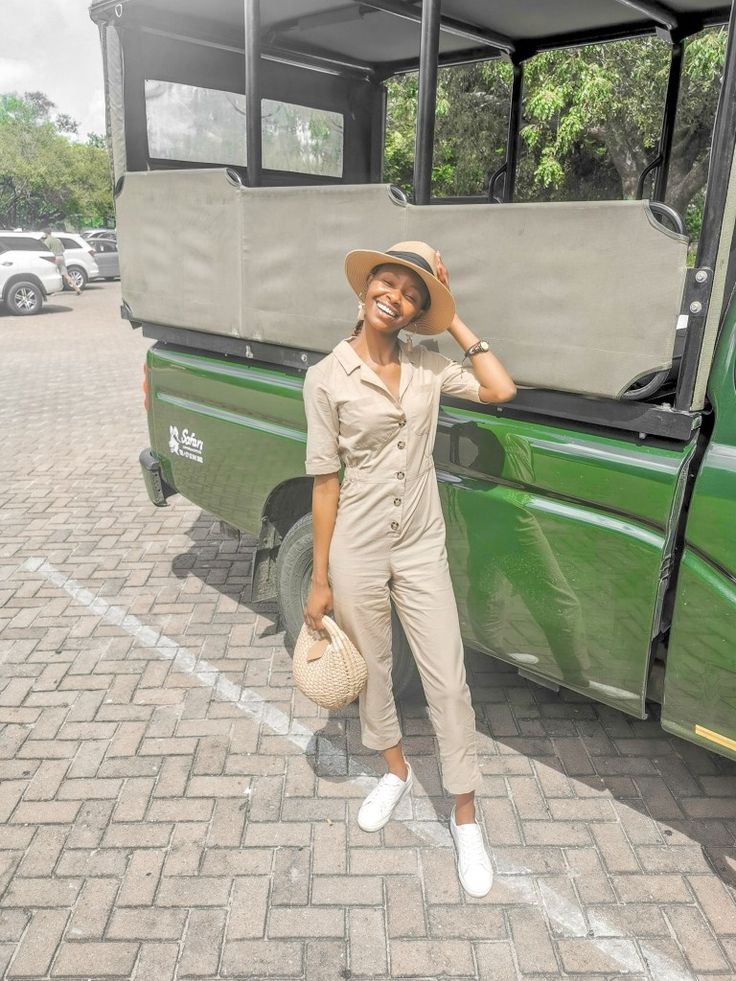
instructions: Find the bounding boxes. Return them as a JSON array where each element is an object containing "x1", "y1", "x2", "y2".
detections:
[{"x1": 464, "y1": 340, "x2": 490, "y2": 358}]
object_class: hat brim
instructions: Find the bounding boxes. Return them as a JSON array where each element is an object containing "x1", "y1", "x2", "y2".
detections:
[{"x1": 344, "y1": 249, "x2": 455, "y2": 335}]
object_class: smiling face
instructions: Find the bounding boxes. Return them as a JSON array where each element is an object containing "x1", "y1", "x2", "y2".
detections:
[{"x1": 362, "y1": 263, "x2": 430, "y2": 335}]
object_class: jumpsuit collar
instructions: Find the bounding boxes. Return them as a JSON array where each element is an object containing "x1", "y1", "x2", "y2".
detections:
[{"x1": 335, "y1": 336, "x2": 414, "y2": 404}]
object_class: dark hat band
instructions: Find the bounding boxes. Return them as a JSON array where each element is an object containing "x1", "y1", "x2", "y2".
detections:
[{"x1": 385, "y1": 250, "x2": 434, "y2": 276}]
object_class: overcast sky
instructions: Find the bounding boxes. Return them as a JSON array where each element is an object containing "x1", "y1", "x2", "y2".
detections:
[{"x1": 0, "y1": 0, "x2": 106, "y2": 138}]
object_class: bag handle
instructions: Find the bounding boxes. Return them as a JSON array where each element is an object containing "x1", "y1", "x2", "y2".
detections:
[{"x1": 304, "y1": 614, "x2": 339, "y2": 663}]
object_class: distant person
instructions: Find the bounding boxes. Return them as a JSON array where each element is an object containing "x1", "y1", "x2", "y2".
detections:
[{"x1": 41, "y1": 227, "x2": 81, "y2": 296}]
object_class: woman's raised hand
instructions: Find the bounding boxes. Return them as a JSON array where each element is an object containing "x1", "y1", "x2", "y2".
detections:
[
  {"x1": 304, "y1": 581, "x2": 333, "y2": 632},
  {"x1": 435, "y1": 249, "x2": 450, "y2": 290}
]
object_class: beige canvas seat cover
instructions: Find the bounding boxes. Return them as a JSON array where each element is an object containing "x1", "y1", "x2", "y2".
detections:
[{"x1": 116, "y1": 168, "x2": 688, "y2": 399}]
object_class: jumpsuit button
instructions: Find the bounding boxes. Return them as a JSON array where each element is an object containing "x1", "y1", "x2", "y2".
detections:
[
  {"x1": 394, "y1": 498, "x2": 401, "y2": 506},
  {"x1": 397, "y1": 440, "x2": 405, "y2": 449},
  {"x1": 396, "y1": 471, "x2": 404, "y2": 479},
  {"x1": 390, "y1": 521, "x2": 399, "y2": 530},
  {"x1": 398, "y1": 419, "x2": 406, "y2": 426}
]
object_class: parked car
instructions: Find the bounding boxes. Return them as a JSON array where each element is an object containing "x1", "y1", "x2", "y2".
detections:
[
  {"x1": 32, "y1": 233, "x2": 100, "y2": 291},
  {"x1": 82, "y1": 228, "x2": 117, "y2": 242},
  {"x1": 90, "y1": 237, "x2": 120, "y2": 280},
  {"x1": 0, "y1": 233, "x2": 63, "y2": 316}
]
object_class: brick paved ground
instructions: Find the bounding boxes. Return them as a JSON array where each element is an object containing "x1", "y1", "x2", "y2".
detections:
[{"x1": 1, "y1": 282, "x2": 736, "y2": 980}]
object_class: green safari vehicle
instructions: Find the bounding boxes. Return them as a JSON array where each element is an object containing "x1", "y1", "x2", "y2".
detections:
[{"x1": 91, "y1": 0, "x2": 736, "y2": 760}]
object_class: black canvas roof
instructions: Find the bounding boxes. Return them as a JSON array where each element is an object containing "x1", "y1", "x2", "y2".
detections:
[{"x1": 90, "y1": 0, "x2": 732, "y2": 71}]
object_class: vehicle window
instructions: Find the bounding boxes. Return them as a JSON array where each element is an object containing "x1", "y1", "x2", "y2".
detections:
[
  {"x1": 145, "y1": 79, "x2": 344, "y2": 177},
  {"x1": 0, "y1": 237, "x2": 48, "y2": 252},
  {"x1": 386, "y1": 34, "x2": 720, "y2": 213},
  {"x1": 512, "y1": 38, "x2": 668, "y2": 204},
  {"x1": 60, "y1": 238, "x2": 79, "y2": 250},
  {"x1": 665, "y1": 27, "x2": 727, "y2": 242},
  {"x1": 262, "y1": 99, "x2": 343, "y2": 178},
  {"x1": 146, "y1": 80, "x2": 247, "y2": 166},
  {"x1": 385, "y1": 61, "x2": 511, "y2": 198}
]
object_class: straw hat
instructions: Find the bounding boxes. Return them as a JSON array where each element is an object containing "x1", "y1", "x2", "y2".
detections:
[{"x1": 344, "y1": 240, "x2": 455, "y2": 335}]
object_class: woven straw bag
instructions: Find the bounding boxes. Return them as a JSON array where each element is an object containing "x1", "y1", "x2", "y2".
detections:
[{"x1": 293, "y1": 615, "x2": 367, "y2": 710}]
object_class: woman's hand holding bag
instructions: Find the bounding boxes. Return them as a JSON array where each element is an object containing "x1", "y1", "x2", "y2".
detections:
[{"x1": 304, "y1": 581, "x2": 333, "y2": 632}]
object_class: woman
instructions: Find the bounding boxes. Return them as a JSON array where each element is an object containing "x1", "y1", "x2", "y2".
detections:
[{"x1": 303, "y1": 240, "x2": 516, "y2": 897}]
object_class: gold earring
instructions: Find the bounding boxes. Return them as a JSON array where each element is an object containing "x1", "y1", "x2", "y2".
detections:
[{"x1": 357, "y1": 292, "x2": 365, "y2": 320}]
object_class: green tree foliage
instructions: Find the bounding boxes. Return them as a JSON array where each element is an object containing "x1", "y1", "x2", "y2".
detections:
[
  {"x1": 385, "y1": 29, "x2": 726, "y2": 237},
  {"x1": 0, "y1": 92, "x2": 113, "y2": 229}
]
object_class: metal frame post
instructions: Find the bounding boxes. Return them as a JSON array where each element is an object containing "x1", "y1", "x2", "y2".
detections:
[
  {"x1": 654, "y1": 39, "x2": 684, "y2": 200},
  {"x1": 245, "y1": 0, "x2": 263, "y2": 186},
  {"x1": 413, "y1": 0, "x2": 441, "y2": 204},
  {"x1": 503, "y1": 61, "x2": 524, "y2": 202},
  {"x1": 675, "y1": 2, "x2": 736, "y2": 409}
]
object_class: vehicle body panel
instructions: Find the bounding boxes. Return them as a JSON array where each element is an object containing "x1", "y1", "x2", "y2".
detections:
[
  {"x1": 147, "y1": 341, "x2": 697, "y2": 717},
  {"x1": 92, "y1": 239, "x2": 120, "y2": 278},
  {"x1": 55, "y1": 235, "x2": 100, "y2": 280},
  {"x1": 0, "y1": 235, "x2": 64, "y2": 297},
  {"x1": 663, "y1": 297, "x2": 736, "y2": 757}
]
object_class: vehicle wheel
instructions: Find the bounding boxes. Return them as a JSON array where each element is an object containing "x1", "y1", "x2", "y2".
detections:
[
  {"x1": 67, "y1": 267, "x2": 88, "y2": 291},
  {"x1": 6, "y1": 281, "x2": 43, "y2": 316},
  {"x1": 275, "y1": 514, "x2": 421, "y2": 701}
]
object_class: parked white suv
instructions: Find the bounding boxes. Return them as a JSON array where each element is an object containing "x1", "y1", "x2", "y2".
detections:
[
  {"x1": 0, "y1": 233, "x2": 64, "y2": 316},
  {"x1": 32, "y1": 232, "x2": 100, "y2": 291}
]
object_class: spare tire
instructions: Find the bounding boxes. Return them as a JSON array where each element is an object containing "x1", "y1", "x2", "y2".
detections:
[{"x1": 275, "y1": 513, "x2": 421, "y2": 700}]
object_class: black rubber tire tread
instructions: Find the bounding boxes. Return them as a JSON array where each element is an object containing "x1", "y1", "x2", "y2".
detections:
[{"x1": 275, "y1": 513, "x2": 421, "y2": 700}]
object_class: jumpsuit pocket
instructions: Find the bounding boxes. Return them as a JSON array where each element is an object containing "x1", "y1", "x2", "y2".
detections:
[{"x1": 406, "y1": 383, "x2": 435, "y2": 435}]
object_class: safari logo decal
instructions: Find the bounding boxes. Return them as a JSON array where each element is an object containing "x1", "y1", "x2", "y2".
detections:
[{"x1": 169, "y1": 425, "x2": 204, "y2": 463}]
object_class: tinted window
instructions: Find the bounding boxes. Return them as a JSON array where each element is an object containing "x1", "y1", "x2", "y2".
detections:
[
  {"x1": 60, "y1": 238, "x2": 79, "y2": 250},
  {"x1": 0, "y1": 237, "x2": 49, "y2": 252}
]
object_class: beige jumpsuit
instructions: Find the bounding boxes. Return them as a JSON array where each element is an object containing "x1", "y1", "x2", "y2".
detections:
[{"x1": 304, "y1": 335, "x2": 484, "y2": 794}]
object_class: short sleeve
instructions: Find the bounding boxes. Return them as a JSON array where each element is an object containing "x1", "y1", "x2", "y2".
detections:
[
  {"x1": 439, "y1": 357, "x2": 484, "y2": 403},
  {"x1": 303, "y1": 368, "x2": 341, "y2": 475}
]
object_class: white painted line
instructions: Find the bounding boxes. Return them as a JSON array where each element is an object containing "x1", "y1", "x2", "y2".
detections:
[{"x1": 20, "y1": 557, "x2": 695, "y2": 981}]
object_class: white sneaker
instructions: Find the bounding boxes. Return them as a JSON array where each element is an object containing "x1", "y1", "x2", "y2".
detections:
[
  {"x1": 450, "y1": 806, "x2": 493, "y2": 897},
  {"x1": 357, "y1": 764, "x2": 413, "y2": 832}
]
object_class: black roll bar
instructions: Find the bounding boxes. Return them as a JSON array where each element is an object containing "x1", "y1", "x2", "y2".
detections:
[
  {"x1": 504, "y1": 61, "x2": 524, "y2": 202},
  {"x1": 352, "y1": 0, "x2": 515, "y2": 55},
  {"x1": 414, "y1": 0, "x2": 441, "y2": 204},
  {"x1": 637, "y1": 37, "x2": 685, "y2": 200},
  {"x1": 487, "y1": 59, "x2": 524, "y2": 203},
  {"x1": 613, "y1": 0, "x2": 680, "y2": 32},
  {"x1": 244, "y1": 0, "x2": 263, "y2": 186},
  {"x1": 488, "y1": 163, "x2": 506, "y2": 203},
  {"x1": 636, "y1": 154, "x2": 664, "y2": 199},
  {"x1": 654, "y1": 39, "x2": 684, "y2": 201},
  {"x1": 675, "y1": 0, "x2": 736, "y2": 409}
]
